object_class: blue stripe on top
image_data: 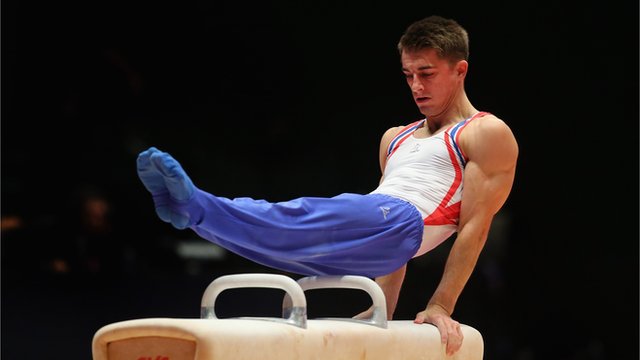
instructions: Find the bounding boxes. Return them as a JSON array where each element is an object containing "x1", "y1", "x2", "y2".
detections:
[
  {"x1": 448, "y1": 112, "x2": 482, "y2": 166},
  {"x1": 386, "y1": 120, "x2": 425, "y2": 157},
  {"x1": 448, "y1": 121, "x2": 467, "y2": 167}
]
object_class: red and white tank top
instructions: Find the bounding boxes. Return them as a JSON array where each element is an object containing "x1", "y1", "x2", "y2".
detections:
[{"x1": 371, "y1": 112, "x2": 488, "y2": 256}]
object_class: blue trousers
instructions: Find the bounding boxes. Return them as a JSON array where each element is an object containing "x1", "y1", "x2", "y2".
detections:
[{"x1": 154, "y1": 190, "x2": 424, "y2": 277}]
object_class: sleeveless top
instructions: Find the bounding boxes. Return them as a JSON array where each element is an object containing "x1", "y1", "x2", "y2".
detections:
[{"x1": 370, "y1": 112, "x2": 489, "y2": 256}]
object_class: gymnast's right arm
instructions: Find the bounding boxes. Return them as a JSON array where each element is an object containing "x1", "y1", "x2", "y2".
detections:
[
  {"x1": 375, "y1": 127, "x2": 409, "y2": 317},
  {"x1": 354, "y1": 126, "x2": 407, "y2": 320}
]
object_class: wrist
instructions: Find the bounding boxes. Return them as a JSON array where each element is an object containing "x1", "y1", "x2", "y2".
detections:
[{"x1": 427, "y1": 300, "x2": 453, "y2": 316}]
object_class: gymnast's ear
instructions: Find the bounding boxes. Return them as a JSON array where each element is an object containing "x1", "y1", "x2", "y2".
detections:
[{"x1": 454, "y1": 60, "x2": 468, "y2": 78}]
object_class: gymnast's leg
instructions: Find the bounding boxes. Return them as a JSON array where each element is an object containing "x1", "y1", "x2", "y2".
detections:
[{"x1": 136, "y1": 147, "x2": 423, "y2": 277}]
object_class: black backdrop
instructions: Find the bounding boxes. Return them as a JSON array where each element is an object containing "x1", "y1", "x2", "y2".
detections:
[{"x1": 2, "y1": 1, "x2": 638, "y2": 359}]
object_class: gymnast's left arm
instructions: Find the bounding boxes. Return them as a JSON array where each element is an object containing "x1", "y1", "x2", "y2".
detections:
[{"x1": 414, "y1": 115, "x2": 518, "y2": 356}]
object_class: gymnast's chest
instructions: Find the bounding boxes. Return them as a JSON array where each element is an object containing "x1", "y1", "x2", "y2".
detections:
[{"x1": 384, "y1": 136, "x2": 449, "y2": 173}]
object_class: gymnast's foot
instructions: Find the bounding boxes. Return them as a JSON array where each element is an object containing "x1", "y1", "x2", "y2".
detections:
[{"x1": 136, "y1": 147, "x2": 195, "y2": 229}]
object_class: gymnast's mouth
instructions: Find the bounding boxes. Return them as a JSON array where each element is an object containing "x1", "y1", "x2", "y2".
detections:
[{"x1": 415, "y1": 97, "x2": 430, "y2": 103}]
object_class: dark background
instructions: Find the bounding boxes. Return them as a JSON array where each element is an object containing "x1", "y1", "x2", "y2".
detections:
[{"x1": 1, "y1": 0, "x2": 638, "y2": 359}]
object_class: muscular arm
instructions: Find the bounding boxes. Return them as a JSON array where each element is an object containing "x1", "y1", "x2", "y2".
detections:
[
  {"x1": 375, "y1": 264, "x2": 407, "y2": 319},
  {"x1": 415, "y1": 115, "x2": 518, "y2": 354},
  {"x1": 354, "y1": 126, "x2": 406, "y2": 320},
  {"x1": 376, "y1": 126, "x2": 408, "y2": 318},
  {"x1": 428, "y1": 115, "x2": 517, "y2": 314},
  {"x1": 377, "y1": 126, "x2": 403, "y2": 181}
]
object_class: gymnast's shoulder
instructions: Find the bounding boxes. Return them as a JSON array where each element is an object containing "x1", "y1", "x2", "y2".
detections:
[{"x1": 379, "y1": 123, "x2": 411, "y2": 143}]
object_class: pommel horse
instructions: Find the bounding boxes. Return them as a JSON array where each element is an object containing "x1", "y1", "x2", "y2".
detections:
[{"x1": 92, "y1": 273, "x2": 484, "y2": 359}]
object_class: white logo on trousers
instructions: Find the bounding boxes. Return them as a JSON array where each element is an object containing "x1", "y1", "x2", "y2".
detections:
[{"x1": 380, "y1": 206, "x2": 391, "y2": 219}]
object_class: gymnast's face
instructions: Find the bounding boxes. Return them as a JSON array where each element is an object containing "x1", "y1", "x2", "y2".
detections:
[{"x1": 401, "y1": 48, "x2": 467, "y2": 117}]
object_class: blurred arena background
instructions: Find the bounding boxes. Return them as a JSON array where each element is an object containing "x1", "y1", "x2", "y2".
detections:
[{"x1": 2, "y1": 1, "x2": 638, "y2": 359}]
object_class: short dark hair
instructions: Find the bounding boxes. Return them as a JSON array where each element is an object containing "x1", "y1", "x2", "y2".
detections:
[{"x1": 397, "y1": 15, "x2": 469, "y2": 63}]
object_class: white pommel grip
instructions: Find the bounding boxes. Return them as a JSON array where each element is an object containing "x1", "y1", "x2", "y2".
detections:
[
  {"x1": 283, "y1": 275, "x2": 388, "y2": 328},
  {"x1": 200, "y1": 273, "x2": 308, "y2": 328}
]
